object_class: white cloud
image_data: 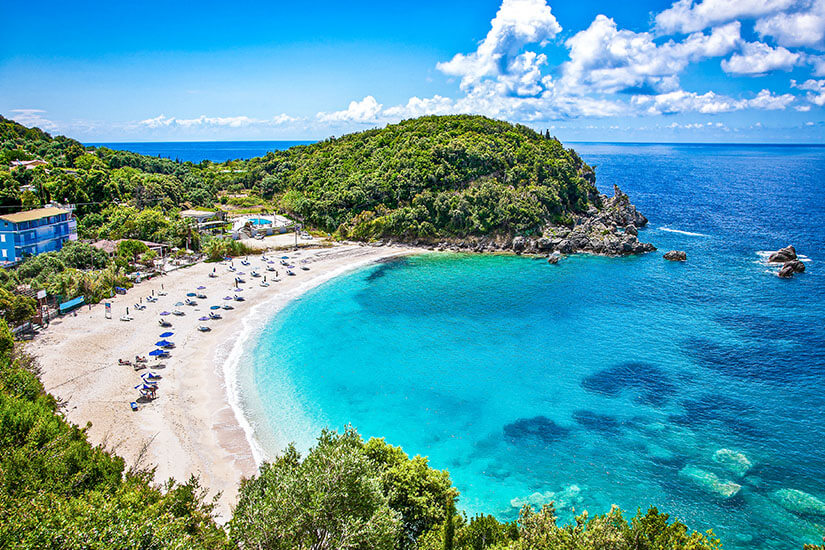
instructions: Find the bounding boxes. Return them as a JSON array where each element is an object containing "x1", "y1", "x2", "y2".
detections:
[
  {"x1": 796, "y1": 104, "x2": 813, "y2": 110},
  {"x1": 755, "y1": 0, "x2": 825, "y2": 47},
  {"x1": 721, "y1": 41, "x2": 800, "y2": 74},
  {"x1": 437, "y1": 0, "x2": 561, "y2": 91},
  {"x1": 383, "y1": 95, "x2": 455, "y2": 118},
  {"x1": 792, "y1": 78, "x2": 825, "y2": 104},
  {"x1": 316, "y1": 96, "x2": 384, "y2": 123},
  {"x1": 139, "y1": 113, "x2": 298, "y2": 129},
  {"x1": 634, "y1": 88, "x2": 793, "y2": 114},
  {"x1": 9, "y1": 109, "x2": 58, "y2": 132},
  {"x1": 561, "y1": 17, "x2": 740, "y2": 94},
  {"x1": 655, "y1": 0, "x2": 797, "y2": 34}
]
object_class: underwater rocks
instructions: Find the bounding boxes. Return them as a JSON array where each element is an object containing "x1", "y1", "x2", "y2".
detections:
[
  {"x1": 772, "y1": 488, "x2": 825, "y2": 517},
  {"x1": 509, "y1": 484, "x2": 584, "y2": 512},
  {"x1": 679, "y1": 465, "x2": 742, "y2": 499},
  {"x1": 663, "y1": 250, "x2": 687, "y2": 261},
  {"x1": 712, "y1": 448, "x2": 752, "y2": 477}
]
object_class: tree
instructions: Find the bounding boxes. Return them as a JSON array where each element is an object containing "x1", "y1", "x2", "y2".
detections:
[
  {"x1": 0, "y1": 288, "x2": 36, "y2": 326},
  {"x1": 116, "y1": 239, "x2": 149, "y2": 264},
  {"x1": 230, "y1": 428, "x2": 401, "y2": 550}
]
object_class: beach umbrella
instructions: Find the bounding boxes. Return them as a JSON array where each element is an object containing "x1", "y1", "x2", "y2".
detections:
[
  {"x1": 238, "y1": 272, "x2": 246, "y2": 275},
  {"x1": 155, "y1": 340, "x2": 173, "y2": 347},
  {"x1": 159, "y1": 332, "x2": 174, "y2": 338},
  {"x1": 186, "y1": 292, "x2": 197, "y2": 297},
  {"x1": 148, "y1": 349, "x2": 166, "y2": 356},
  {"x1": 234, "y1": 288, "x2": 243, "y2": 292},
  {"x1": 210, "y1": 305, "x2": 221, "y2": 310},
  {"x1": 281, "y1": 256, "x2": 289, "y2": 259},
  {"x1": 159, "y1": 311, "x2": 171, "y2": 316},
  {"x1": 175, "y1": 301, "x2": 184, "y2": 306},
  {"x1": 223, "y1": 296, "x2": 233, "y2": 300},
  {"x1": 197, "y1": 285, "x2": 206, "y2": 289},
  {"x1": 198, "y1": 316, "x2": 209, "y2": 321}
]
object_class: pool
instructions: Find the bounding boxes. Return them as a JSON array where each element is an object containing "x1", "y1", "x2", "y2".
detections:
[{"x1": 247, "y1": 218, "x2": 272, "y2": 226}]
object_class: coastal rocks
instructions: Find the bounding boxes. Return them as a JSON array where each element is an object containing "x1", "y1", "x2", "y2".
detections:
[
  {"x1": 768, "y1": 245, "x2": 797, "y2": 263},
  {"x1": 679, "y1": 465, "x2": 742, "y2": 499},
  {"x1": 778, "y1": 260, "x2": 805, "y2": 278},
  {"x1": 772, "y1": 488, "x2": 825, "y2": 517},
  {"x1": 512, "y1": 236, "x2": 526, "y2": 254},
  {"x1": 547, "y1": 254, "x2": 560, "y2": 265},
  {"x1": 663, "y1": 250, "x2": 687, "y2": 261},
  {"x1": 712, "y1": 448, "x2": 752, "y2": 477}
]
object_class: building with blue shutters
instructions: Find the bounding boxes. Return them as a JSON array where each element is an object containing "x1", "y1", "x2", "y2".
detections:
[{"x1": 0, "y1": 207, "x2": 77, "y2": 264}]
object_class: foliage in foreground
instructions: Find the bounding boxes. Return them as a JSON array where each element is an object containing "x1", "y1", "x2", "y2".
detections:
[
  {"x1": 229, "y1": 428, "x2": 723, "y2": 550},
  {"x1": 0, "y1": 320, "x2": 230, "y2": 548}
]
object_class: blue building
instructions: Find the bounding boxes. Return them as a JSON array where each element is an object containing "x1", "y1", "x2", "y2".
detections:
[{"x1": 0, "y1": 207, "x2": 78, "y2": 264}]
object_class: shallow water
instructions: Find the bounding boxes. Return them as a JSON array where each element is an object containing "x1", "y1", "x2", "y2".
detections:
[{"x1": 241, "y1": 143, "x2": 825, "y2": 549}]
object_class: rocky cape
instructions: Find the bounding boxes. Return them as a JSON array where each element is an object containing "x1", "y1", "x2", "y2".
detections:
[{"x1": 365, "y1": 185, "x2": 656, "y2": 258}]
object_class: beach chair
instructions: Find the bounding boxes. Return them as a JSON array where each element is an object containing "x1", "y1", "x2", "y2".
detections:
[
  {"x1": 130, "y1": 402, "x2": 138, "y2": 412},
  {"x1": 119, "y1": 359, "x2": 132, "y2": 366},
  {"x1": 198, "y1": 325, "x2": 211, "y2": 332},
  {"x1": 159, "y1": 319, "x2": 172, "y2": 327}
]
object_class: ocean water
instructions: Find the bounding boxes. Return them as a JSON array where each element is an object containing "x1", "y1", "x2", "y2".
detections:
[
  {"x1": 88, "y1": 140, "x2": 313, "y2": 163},
  {"x1": 233, "y1": 143, "x2": 825, "y2": 549}
]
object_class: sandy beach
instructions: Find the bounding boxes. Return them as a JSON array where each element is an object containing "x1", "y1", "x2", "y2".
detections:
[{"x1": 27, "y1": 242, "x2": 419, "y2": 520}]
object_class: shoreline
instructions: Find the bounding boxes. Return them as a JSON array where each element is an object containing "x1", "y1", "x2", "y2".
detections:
[{"x1": 27, "y1": 243, "x2": 422, "y2": 520}]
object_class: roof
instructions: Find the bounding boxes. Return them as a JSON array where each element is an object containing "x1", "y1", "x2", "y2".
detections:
[
  {"x1": 180, "y1": 209, "x2": 217, "y2": 219},
  {"x1": 91, "y1": 240, "x2": 118, "y2": 254},
  {"x1": 0, "y1": 207, "x2": 69, "y2": 224}
]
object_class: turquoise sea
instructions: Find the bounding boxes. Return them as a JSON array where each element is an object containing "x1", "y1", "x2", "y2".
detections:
[{"x1": 230, "y1": 143, "x2": 825, "y2": 550}]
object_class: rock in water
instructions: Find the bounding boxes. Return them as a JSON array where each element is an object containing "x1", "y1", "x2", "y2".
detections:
[
  {"x1": 547, "y1": 254, "x2": 560, "y2": 265},
  {"x1": 512, "y1": 236, "x2": 526, "y2": 254},
  {"x1": 712, "y1": 448, "x2": 752, "y2": 477},
  {"x1": 679, "y1": 465, "x2": 742, "y2": 499},
  {"x1": 777, "y1": 260, "x2": 805, "y2": 278},
  {"x1": 768, "y1": 245, "x2": 797, "y2": 263},
  {"x1": 663, "y1": 250, "x2": 687, "y2": 261},
  {"x1": 772, "y1": 488, "x2": 825, "y2": 517}
]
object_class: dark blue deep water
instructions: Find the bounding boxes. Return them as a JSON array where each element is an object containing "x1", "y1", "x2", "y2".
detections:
[{"x1": 88, "y1": 140, "x2": 313, "y2": 162}]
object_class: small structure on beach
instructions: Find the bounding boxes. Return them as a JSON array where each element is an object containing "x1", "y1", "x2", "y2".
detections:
[{"x1": 231, "y1": 214, "x2": 295, "y2": 239}]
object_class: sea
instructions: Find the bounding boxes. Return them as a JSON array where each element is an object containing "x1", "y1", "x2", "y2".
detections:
[
  {"x1": 89, "y1": 140, "x2": 313, "y2": 162},
  {"x1": 108, "y1": 140, "x2": 825, "y2": 549}
]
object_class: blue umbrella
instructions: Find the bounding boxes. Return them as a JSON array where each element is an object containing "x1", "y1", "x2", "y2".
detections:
[
  {"x1": 210, "y1": 305, "x2": 221, "y2": 310},
  {"x1": 281, "y1": 256, "x2": 289, "y2": 259},
  {"x1": 186, "y1": 292, "x2": 197, "y2": 297},
  {"x1": 174, "y1": 301, "x2": 184, "y2": 306},
  {"x1": 223, "y1": 296, "x2": 233, "y2": 300},
  {"x1": 238, "y1": 271, "x2": 246, "y2": 275},
  {"x1": 198, "y1": 316, "x2": 209, "y2": 321},
  {"x1": 159, "y1": 311, "x2": 171, "y2": 316},
  {"x1": 148, "y1": 349, "x2": 166, "y2": 356},
  {"x1": 155, "y1": 340, "x2": 173, "y2": 347},
  {"x1": 197, "y1": 285, "x2": 206, "y2": 289},
  {"x1": 234, "y1": 288, "x2": 243, "y2": 292},
  {"x1": 159, "y1": 332, "x2": 174, "y2": 338}
]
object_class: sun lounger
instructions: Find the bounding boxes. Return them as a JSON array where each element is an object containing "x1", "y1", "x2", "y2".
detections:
[
  {"x1": 119, "y1": 359, "x2": 132, "y2": 366},
  {"x1": 198, "y1": 325, "x2": 211, "y2": 332}
]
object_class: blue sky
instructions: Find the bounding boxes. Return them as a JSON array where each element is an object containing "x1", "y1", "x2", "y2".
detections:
[{"x1": 2, "y1": 0, "x2": 824, "y2": 142}]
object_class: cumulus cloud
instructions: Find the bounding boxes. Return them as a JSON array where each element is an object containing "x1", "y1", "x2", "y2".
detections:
[
  {"x1": 316, "y1": 96, "x2": 383, "y2": 123},
  {"x1": 633, "y1": 88, "x2": 794, "y2": 114},
  {"x1": 139, "y1": 114, "x2": 298, "y2": 129},
  {"x1": 755, "y1": 0, "x2": 825, "y2": 47},
  {"x1": 561, "y1": 17, "x2": 740, "y2": 94},
  {"x1": 655, "y1": 0, "x2": 797, "y2": 34},
  {"x1": 792, "y1": 78, "x2": 825, "y2": 104},
  {"x1": 436, "y1": 0, "x2": 561, "y2": 91},
  {"x1": 383, "y1": 95, "x2": 455, "y2": 118},
  {"x1": 721, "y1": 41, "x2": 800, "y2": 74}
]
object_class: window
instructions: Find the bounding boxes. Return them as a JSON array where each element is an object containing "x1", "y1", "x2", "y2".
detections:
[
  {"x1": 2, "y1": 250, "x2": 6, "y2": 258},
  {"x1": 0, "y1": 234, "x2": 4, "y2": 242}
]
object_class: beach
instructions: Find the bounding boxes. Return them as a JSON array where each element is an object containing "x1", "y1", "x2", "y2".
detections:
[{"x1": 27, "y1": 242, "x2": 419, "y2": 520}]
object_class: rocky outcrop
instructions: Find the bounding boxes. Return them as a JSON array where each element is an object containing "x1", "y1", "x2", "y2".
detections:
[
  {"x1": 768, "y1": 245, "x2": 797, "y2": 263},
  {"x1": 512, "y1": 236, "x2": 527, "y2": 254},
  {"x1": 767, "y1": 245, "x2": 807, "y2": 278},
  {"x1": 663, "y1": 250, "x2": 687, "y2": 261},
  {"x1": 778, "y1": 260, "x2": 805, "y2": 278},
  {"x1": 712, "y1": 449, "x2": 752, "y2": 477}
]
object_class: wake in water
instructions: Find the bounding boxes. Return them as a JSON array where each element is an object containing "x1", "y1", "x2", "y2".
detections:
[{"x1": 658, "y1": 226, "x2": 711, "y2": 237}]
